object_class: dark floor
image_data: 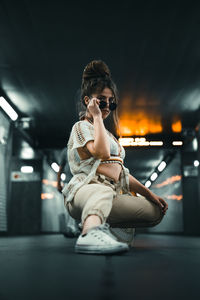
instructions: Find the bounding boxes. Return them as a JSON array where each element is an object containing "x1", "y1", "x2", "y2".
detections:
[{"x1": 0, "y1": 233, "x2": 200, "y2": 300}]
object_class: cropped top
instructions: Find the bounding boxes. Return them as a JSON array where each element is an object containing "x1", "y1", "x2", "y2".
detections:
[{"x1": 62, "y1": 120, "x2": 131, "y2": 204}]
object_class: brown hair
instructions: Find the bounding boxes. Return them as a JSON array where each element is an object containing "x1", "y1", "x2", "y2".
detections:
[{"x1": 79, "y1": 60, "x2": 120, "y2": 133}]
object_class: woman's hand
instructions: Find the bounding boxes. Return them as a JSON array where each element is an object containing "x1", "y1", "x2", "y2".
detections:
[
  {"x1": 148, "y1": 193, "x2": 168, "y2": 215},
  {"x1": 128, "y1": 174, "x2": 168, "y2": 215},
  {"x1": 87, "y1": 98, "x2": 101, "y2": 117}
]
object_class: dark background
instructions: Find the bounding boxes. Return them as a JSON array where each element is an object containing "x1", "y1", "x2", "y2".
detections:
[{"x1": 0, "y1": 0, "x2": 200, "y2": 235}]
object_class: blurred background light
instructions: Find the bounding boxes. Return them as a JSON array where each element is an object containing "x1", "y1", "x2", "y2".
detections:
[
  {"x1": 145, "y1": 180, "x2": 152, "y2": 188},
  {"x1": 118, "y1": 109, "x2": 163, "y2": 136},
  {"x1": 150, "y1": 172, "x2": 158, "y2": 181},
  {"x1": 0, "y1": 96, "x2": 18, "y2": 121},
  {"x1": 149, "y1": 141, "x2": 163, "y2": 146},
  {"x1": 171, "y1": 119, "x2": 182, "y2": 133},
  {"x1": 21, "y1": 166, "x2": 34, "y2": 173},
  {"x1": 51, "y1": 162, "x2": 59, "y2": 172},
  {"x1": 158, "y1": 161, "x2": 167, "y2": 172},
  {"x1": 61, "y1": 173, "x2": 66, "y2": 181},
  {"x1": 172, "y1": 141, "x2": 183, "y2": 146}
]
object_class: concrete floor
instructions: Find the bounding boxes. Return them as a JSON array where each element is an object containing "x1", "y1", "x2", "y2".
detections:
[{"x1": 0, "y1": 233, "x2": 200, "y2": 300}]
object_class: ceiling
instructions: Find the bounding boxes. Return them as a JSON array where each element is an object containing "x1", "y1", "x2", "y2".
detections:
[{"x1": 0, "y1": 0, "x2": 200, "y2": 182}]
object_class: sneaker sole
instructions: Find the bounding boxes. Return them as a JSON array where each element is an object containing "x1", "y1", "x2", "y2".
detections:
[{"x1": 75, "y1": 244, "x2": 129, "y2": 254}]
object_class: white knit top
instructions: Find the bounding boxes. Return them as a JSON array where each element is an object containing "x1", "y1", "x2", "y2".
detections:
[{"x1": 62, "y1": 120, "x2": 131, "y2": 205}]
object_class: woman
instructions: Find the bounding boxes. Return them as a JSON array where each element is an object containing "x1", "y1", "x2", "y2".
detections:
[{"x1": 62, "y1": 60, "x2": 168, "y2": 254}]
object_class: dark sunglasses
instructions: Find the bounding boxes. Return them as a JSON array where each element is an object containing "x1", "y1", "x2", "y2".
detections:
[{"x1": 99, "y1": 100, "x2": 117, "y2": 111}]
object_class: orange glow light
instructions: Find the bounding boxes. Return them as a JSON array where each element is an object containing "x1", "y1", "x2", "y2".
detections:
[
  {"x1": 118, "y1": 111, "x2": 163, "y2": 136},
  {"x1": 172, "y1": 119, "x2": 182, "y2": 133},
  {"x1": 41, "y1": 193, "x2": 54, "y2": 200},
  {"x1": 166, "y1": 194, "x2": 183, "y2": 201},
  {"x1": 153, "y1": 175, "x2": 182, "y2": 188},
  {"x1": 42, "y1": 179, "x2": 57, "y2": 188}
]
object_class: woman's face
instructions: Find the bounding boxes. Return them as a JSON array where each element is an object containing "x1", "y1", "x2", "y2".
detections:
[{"x1": 91, "y1": 87, "x2": 115, "y2": 119}]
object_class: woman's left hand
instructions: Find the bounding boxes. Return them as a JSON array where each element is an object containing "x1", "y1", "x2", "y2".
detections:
[{"x1": 148, "y1": 193, "x2": 168, "y2": 215}]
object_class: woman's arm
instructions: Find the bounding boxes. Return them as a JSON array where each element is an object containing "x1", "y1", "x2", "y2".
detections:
[
  {"x1": 129, "y1": 174, "x2": 168, "y2": 214},
  {"x1": 85, "y1": 98, "x2": 110, "y2": 159},
  {"x1": 129, "y1": 174, "x2": 152, "y2": 199}
]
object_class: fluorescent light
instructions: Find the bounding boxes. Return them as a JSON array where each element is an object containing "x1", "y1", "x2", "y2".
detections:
[
  {"x1": 135, "y1": 138, "x2": 146, "y2": 142},
  {"x1": 118, "y1": 138, "x2": 135, "y2": 146},
  {"x1": 150, "y1": 172, "x2": 158, "y2": 181},
  {"x1": 172, "y1": 141, "x2": 183, "y2": 146},
  {"x1": 137, "y1": 141, "x2": 150, "y2": 146},
  {"x1": 61, "y1": 173, "x2": 66, "y2": 181},
  {"x1": 20, "y1": 148, "x2": 35, "y2": 159},
  {"x1": 192, "y1": 138, "x2": 198, "y2": 151},
  {"x1": 51, "y1": 162, "x2": 59, "y2": 172},
  {"x1": 158, "y1": 161, "x2": 166, "y2": 172},
  {"x1": 194, "y1": 160, "x2": 199, "y2": 167},
  {"x1": 145, "y1": 180, "x2": 151, "y2": 188},
  {"x1": 149, "y1": 141, "x2": 163, "y2": 146},
  {"x1": 118, "y1": 137, "x2": 163, "y2": 147},
  {"x1": 0, "y1": 96, "x2": 18, "y2": 121},
  {"x1": 21, "y1": 166, "x2": 33, "y2": 173}
]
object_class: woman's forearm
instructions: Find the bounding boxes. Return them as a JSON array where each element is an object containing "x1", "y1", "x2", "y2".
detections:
[
  {"x1": 93, "y1": 115, "x2": 110, "y2": 159},
  {"x1": 129, "y1": 174, "x2": 153, "y2": 199}
]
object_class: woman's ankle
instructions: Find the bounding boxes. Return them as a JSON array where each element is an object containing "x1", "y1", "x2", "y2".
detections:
[{"x1": 82, "y1": 215, "x2": 102, "y2": 235}]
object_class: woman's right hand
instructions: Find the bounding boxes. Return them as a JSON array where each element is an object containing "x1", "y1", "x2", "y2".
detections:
[{"x1": 87, "y1": 98, "x2": 101, "y2": 117}]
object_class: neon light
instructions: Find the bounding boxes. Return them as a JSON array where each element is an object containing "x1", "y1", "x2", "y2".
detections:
[
  {"x1": 41, "y1": 193, "x2": 54, "y2": 199},
  {"x1": 166, "y1": 194, "x2": 183, "y2": 201},
  {"x1": 153, "y1": 175, "x2": 182, "y2": 188},
  {"x1": 42, "y1": 179, "x2": 57, "y2": 187}
]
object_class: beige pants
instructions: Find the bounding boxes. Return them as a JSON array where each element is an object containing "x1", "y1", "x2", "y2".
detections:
[{"x1": 66, "y1": 173, "x2": 164, "y2": 228}]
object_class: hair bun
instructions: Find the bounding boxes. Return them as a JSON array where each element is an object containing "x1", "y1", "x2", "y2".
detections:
[{"x1": 82, "y1": 60, "x2": 111, "y2": 81}]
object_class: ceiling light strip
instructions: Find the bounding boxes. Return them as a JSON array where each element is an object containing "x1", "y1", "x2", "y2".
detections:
[
  {"x1": 118, "y1": 137, "x2": 163, "y2": 147},
  {"x1": 0, "y1": 96, "x2": 18, "y2": 121}
]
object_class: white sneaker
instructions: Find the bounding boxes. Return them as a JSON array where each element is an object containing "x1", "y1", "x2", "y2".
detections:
[
  {"x1": 110, "y1": 227, "x2": 135, "y2": 247},
  {"x1": 75, "y1": 223, "x2": 129, "y2": 254}
]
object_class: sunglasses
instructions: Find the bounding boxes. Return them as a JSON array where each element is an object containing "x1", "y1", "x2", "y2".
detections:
[{"x1": 99, "y1": 100, "x2": 117, "y2": 111}]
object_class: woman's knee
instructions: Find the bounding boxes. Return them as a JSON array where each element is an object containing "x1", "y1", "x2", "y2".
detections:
[{"x1": 150, "y1": 204, "x2": 164, "y2": 226}]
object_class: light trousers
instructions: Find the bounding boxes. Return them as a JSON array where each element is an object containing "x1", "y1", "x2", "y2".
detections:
[{"x1": 66, "y1": 173, "x2": 164, "y2": 228}]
